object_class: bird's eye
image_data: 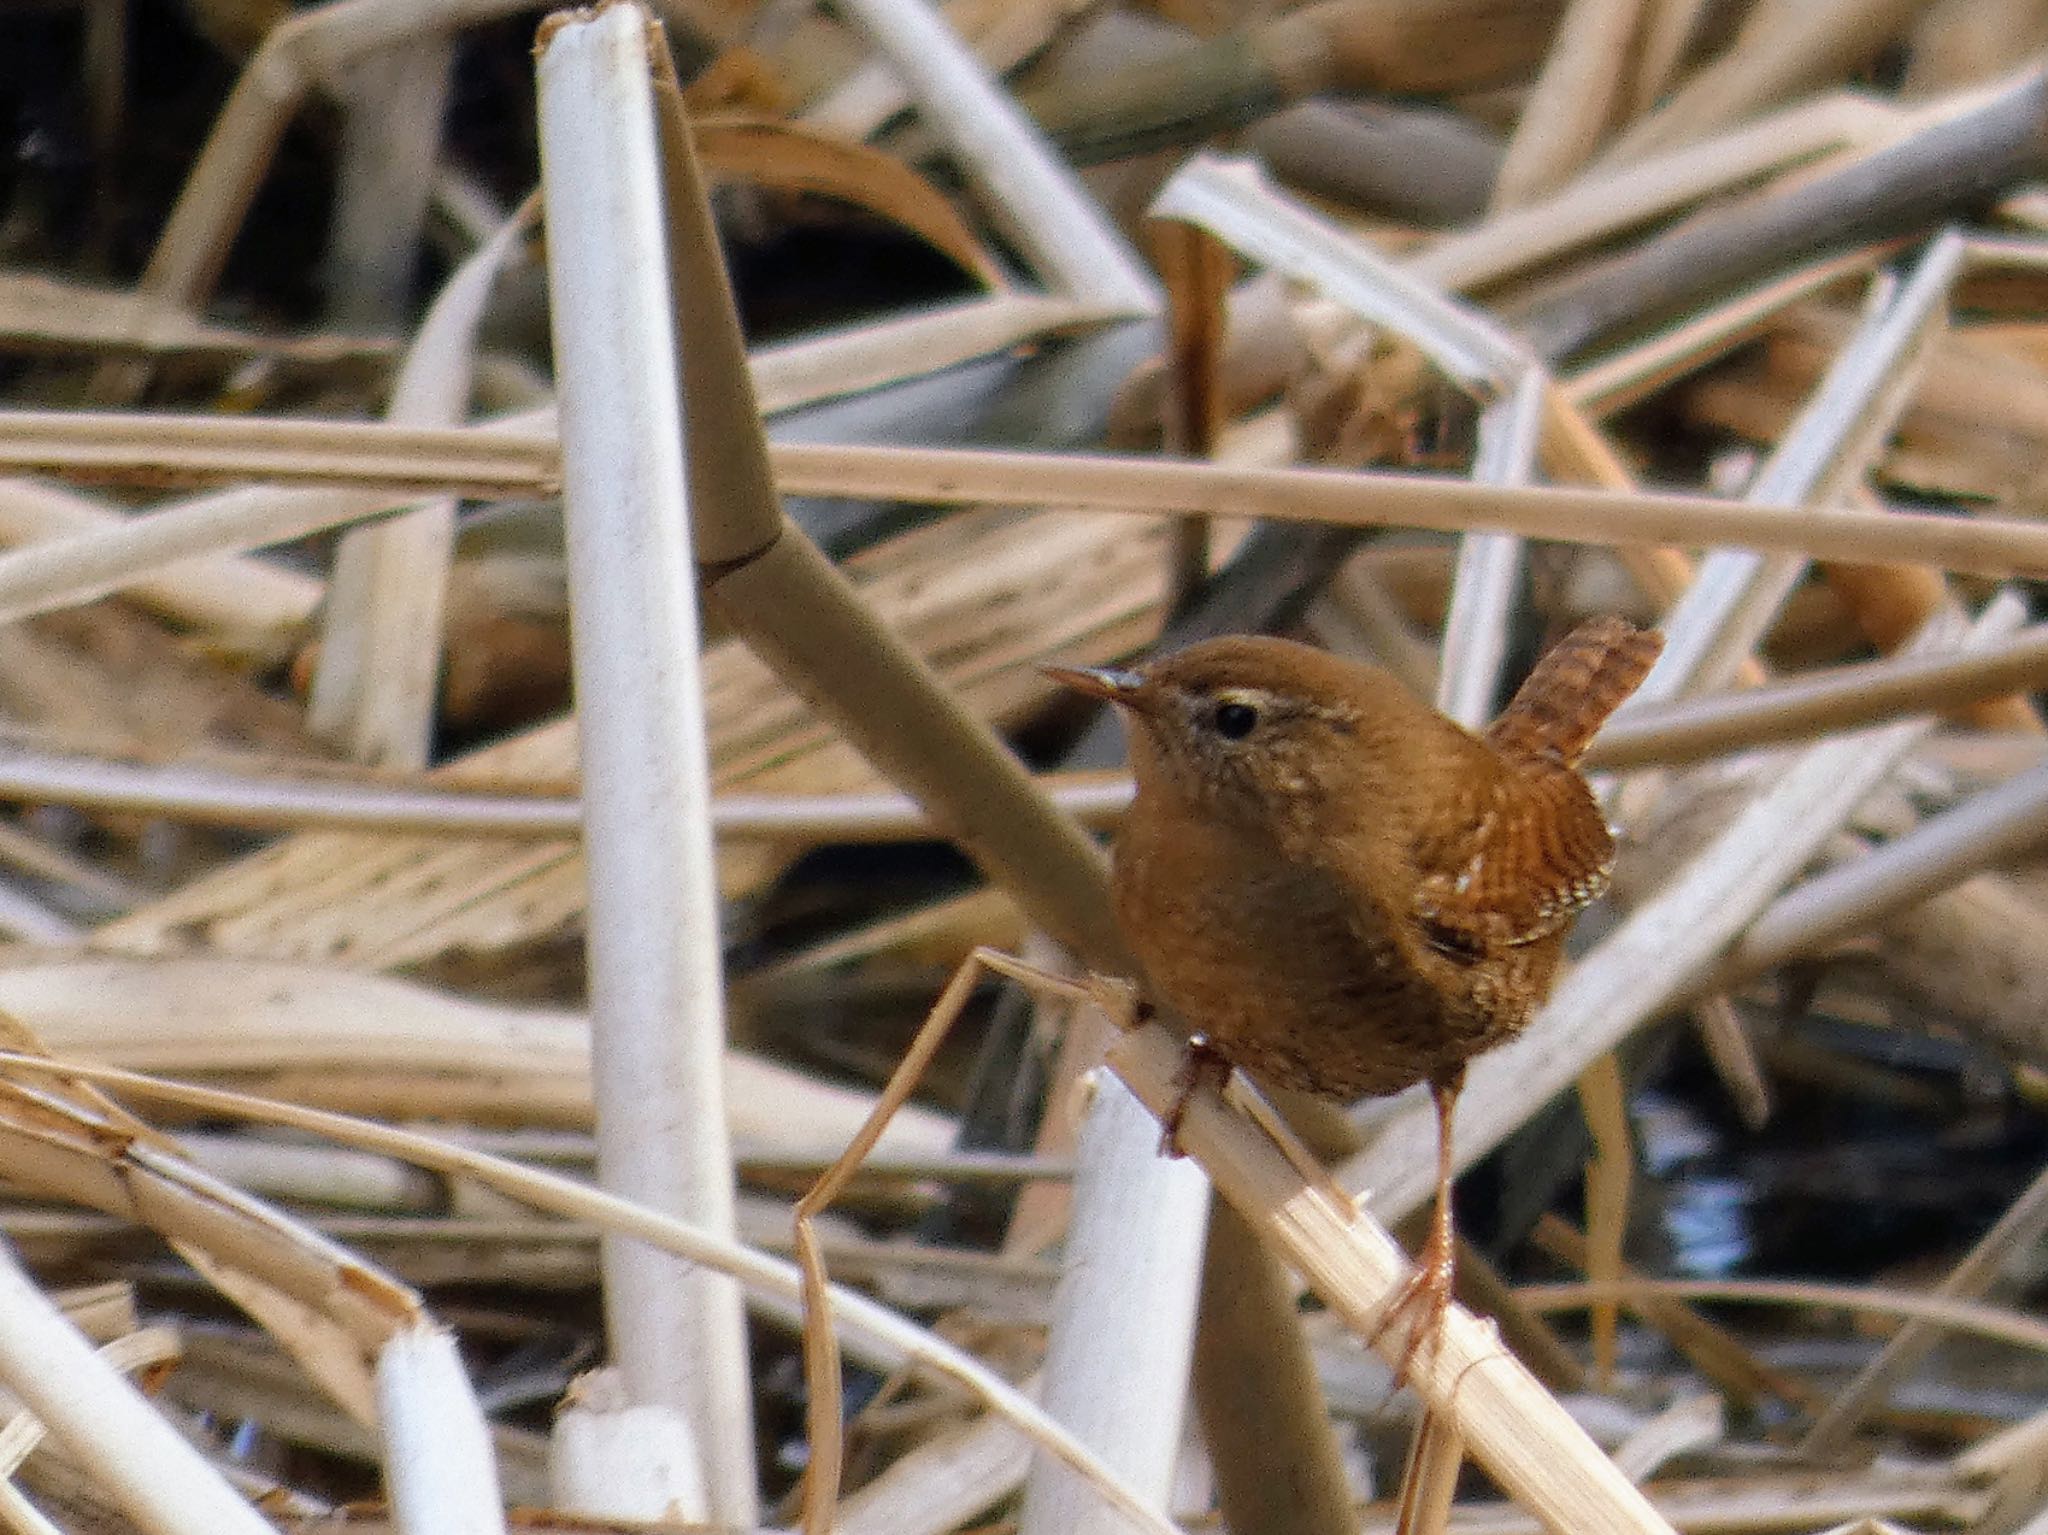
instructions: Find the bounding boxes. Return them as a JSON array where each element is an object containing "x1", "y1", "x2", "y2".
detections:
[{"x1": 1212, "y1": 701, "x2": 1259, "y2": 739}]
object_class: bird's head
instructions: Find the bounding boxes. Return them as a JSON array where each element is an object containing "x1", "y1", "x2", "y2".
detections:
[{"x1": 1046, "y1": 635, "x2": 1437, "y2": 823}]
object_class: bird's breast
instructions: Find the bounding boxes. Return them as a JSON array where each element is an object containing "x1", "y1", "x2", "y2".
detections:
[{"x1": 1111, "y1": 807, "x2": 1493, "y2": 1100}]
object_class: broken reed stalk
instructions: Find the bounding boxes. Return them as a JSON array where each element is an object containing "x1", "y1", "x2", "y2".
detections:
[
  {"x1": 1515, "y1": 1278, "x2": 2048, "y2": 1355},
  {"x1": 1102, "y1": 1020, "x2": 1677, "y2": 1535},
  {"x1": 536, "y1": 7, "x2": 752, "y2": 1521},
  {"x1": 0, "y1": 1052, "x2": 1184, "y2": 1535},
  {"x1": 374, "y1": 1325, "x2": 508, "y2": 1535}
]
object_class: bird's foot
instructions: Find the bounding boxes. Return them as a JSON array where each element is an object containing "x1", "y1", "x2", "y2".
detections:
[
  {"x1": 1370, "y1": 1226, "x2": 1455, "y2": 1389},
  {"x1": 1159, "y1": 1038, "x2": 1231, "y2": 1157}
]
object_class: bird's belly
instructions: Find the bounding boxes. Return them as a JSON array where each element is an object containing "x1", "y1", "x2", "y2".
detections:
[{"x1": 1116, "y1": 848, "x2": 1512, "y2": 1101}]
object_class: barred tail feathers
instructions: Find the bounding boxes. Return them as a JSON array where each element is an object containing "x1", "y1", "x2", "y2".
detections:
[{"x1": 1485, "y1": 617, "x2": 1662, "y2": 767}]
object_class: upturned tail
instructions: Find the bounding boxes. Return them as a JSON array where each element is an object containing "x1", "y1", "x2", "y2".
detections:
[{"x1": 1485, "y1": 617, "x2": 1662, "y2": 767}]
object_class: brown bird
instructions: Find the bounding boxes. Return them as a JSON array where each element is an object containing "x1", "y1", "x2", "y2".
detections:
[{"x1": 1048, "y1": 617, "x2": 1662, "y2": 1370}]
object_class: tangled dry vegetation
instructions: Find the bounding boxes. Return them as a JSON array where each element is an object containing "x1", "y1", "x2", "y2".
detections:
[{"x1": 0, "y1": 0, "x2": 2042, "y2": 1531}]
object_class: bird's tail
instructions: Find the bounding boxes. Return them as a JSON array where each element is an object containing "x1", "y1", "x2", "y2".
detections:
[{"x1": 1485, "y1": 617, "x2": 1662, "y2": 767}]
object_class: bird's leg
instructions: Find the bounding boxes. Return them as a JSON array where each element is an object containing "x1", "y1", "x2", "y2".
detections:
[
  {"x1": 794, "y1": 946, "x2": 1114, "y2": 1535},
  {"x1": 1160, "y1": 1035, "x2": 1232, "y2": 1157},
  {"x1": 1370, "y1": 1070, "x2": 1464, "y2": 1388}
]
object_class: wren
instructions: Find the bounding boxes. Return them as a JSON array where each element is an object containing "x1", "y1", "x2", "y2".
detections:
[{"x1": 1048, "y1": 617, "x2": 1662, "y2": 1371}]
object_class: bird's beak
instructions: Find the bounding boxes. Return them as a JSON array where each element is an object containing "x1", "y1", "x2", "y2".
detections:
[{"x1": 1043, "y1": 663, "x2": 1151, "y2": 710}]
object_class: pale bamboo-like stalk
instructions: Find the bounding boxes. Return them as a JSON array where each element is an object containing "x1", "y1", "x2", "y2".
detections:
[
  {"x1": 24, "y1": 621, "x2": 2048, "y2": 829},
  {"x1": 0, "y1": 1243, "x2": 281, "y2": 1535},
  {"x1": 535, "y1": 7, "x2": 752, "y2": 1521},
  {"x1": 1340, "y1": 600, "x2": 2021, "y2": 1225},
  {"x1": 1588, "y1": 623, "x2": 2048, "y2": 767},
  {"x1": 747, "y1": 293, "x2": 1119, "y2": 415},
  {"x1": 763, "y1": 441, "x2": 2048, "y2": 578},
  {"x1": 0, "y1": 1052, "x2": 1184, "y2": 1535},
  {"x1": 830, "y1": 0, "x2": 1157, "y2": 313},
  {"x1": 1015, "y1": 1074, "x2": 1208, "y2": 1535},
  {"x1": 1103, "y1": 1022, "x2": 1677, "y2": 1535},
  {"x1": 374, "y1": 1324, "x2": 506, "y2": 1535},
  {"x1": 309, "y1": 198, "x2": 535, "y2": 768}
]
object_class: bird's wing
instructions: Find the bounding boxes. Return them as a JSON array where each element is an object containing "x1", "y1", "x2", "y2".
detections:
[{"x1": 1407, "y1": 767, "x2": 1615, "y2": 957}]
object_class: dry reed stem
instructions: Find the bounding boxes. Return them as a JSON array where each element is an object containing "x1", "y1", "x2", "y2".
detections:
[
  {"x1": 16, "y1": 418, "x2": 2048, "y2": 582},
  {"x1": 1102, "y1": 1020, "x2": 1677, "y2": 1535},
  {"x1": 374, "y1": 1325, "x2": 507, "y2": 1535},
  {"x1": 1575, "y1": 1054, "x2": 1632, "y2": 1387},
  {"x1": 0, "y1": 478, "x2": 319, "y2": 648},
  {"x1": 1720, "y1": 756, "x2": 2048, "y2": 981},
  {"x1": 1395, "y1": 1410, "x2": 1467, "y2": 1535},
  {"x1": 6, "y1": 618, "x2": 2048, "y2": 840},
  {"x1": 537, "y1": 10, "x2": 750, "y2": 1514},
  {"x1": 0, "y1": 1051, "x2": 1186, "y2": 1535}
]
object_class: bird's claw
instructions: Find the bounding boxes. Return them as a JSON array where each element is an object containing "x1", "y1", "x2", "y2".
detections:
[
  {"x1": 1159, "y1": 1038, "x2": 1231, "y2": 1158},
  {"x1": 1370, "y1": 1229, "x2": 1455, "y2": 1389}
]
